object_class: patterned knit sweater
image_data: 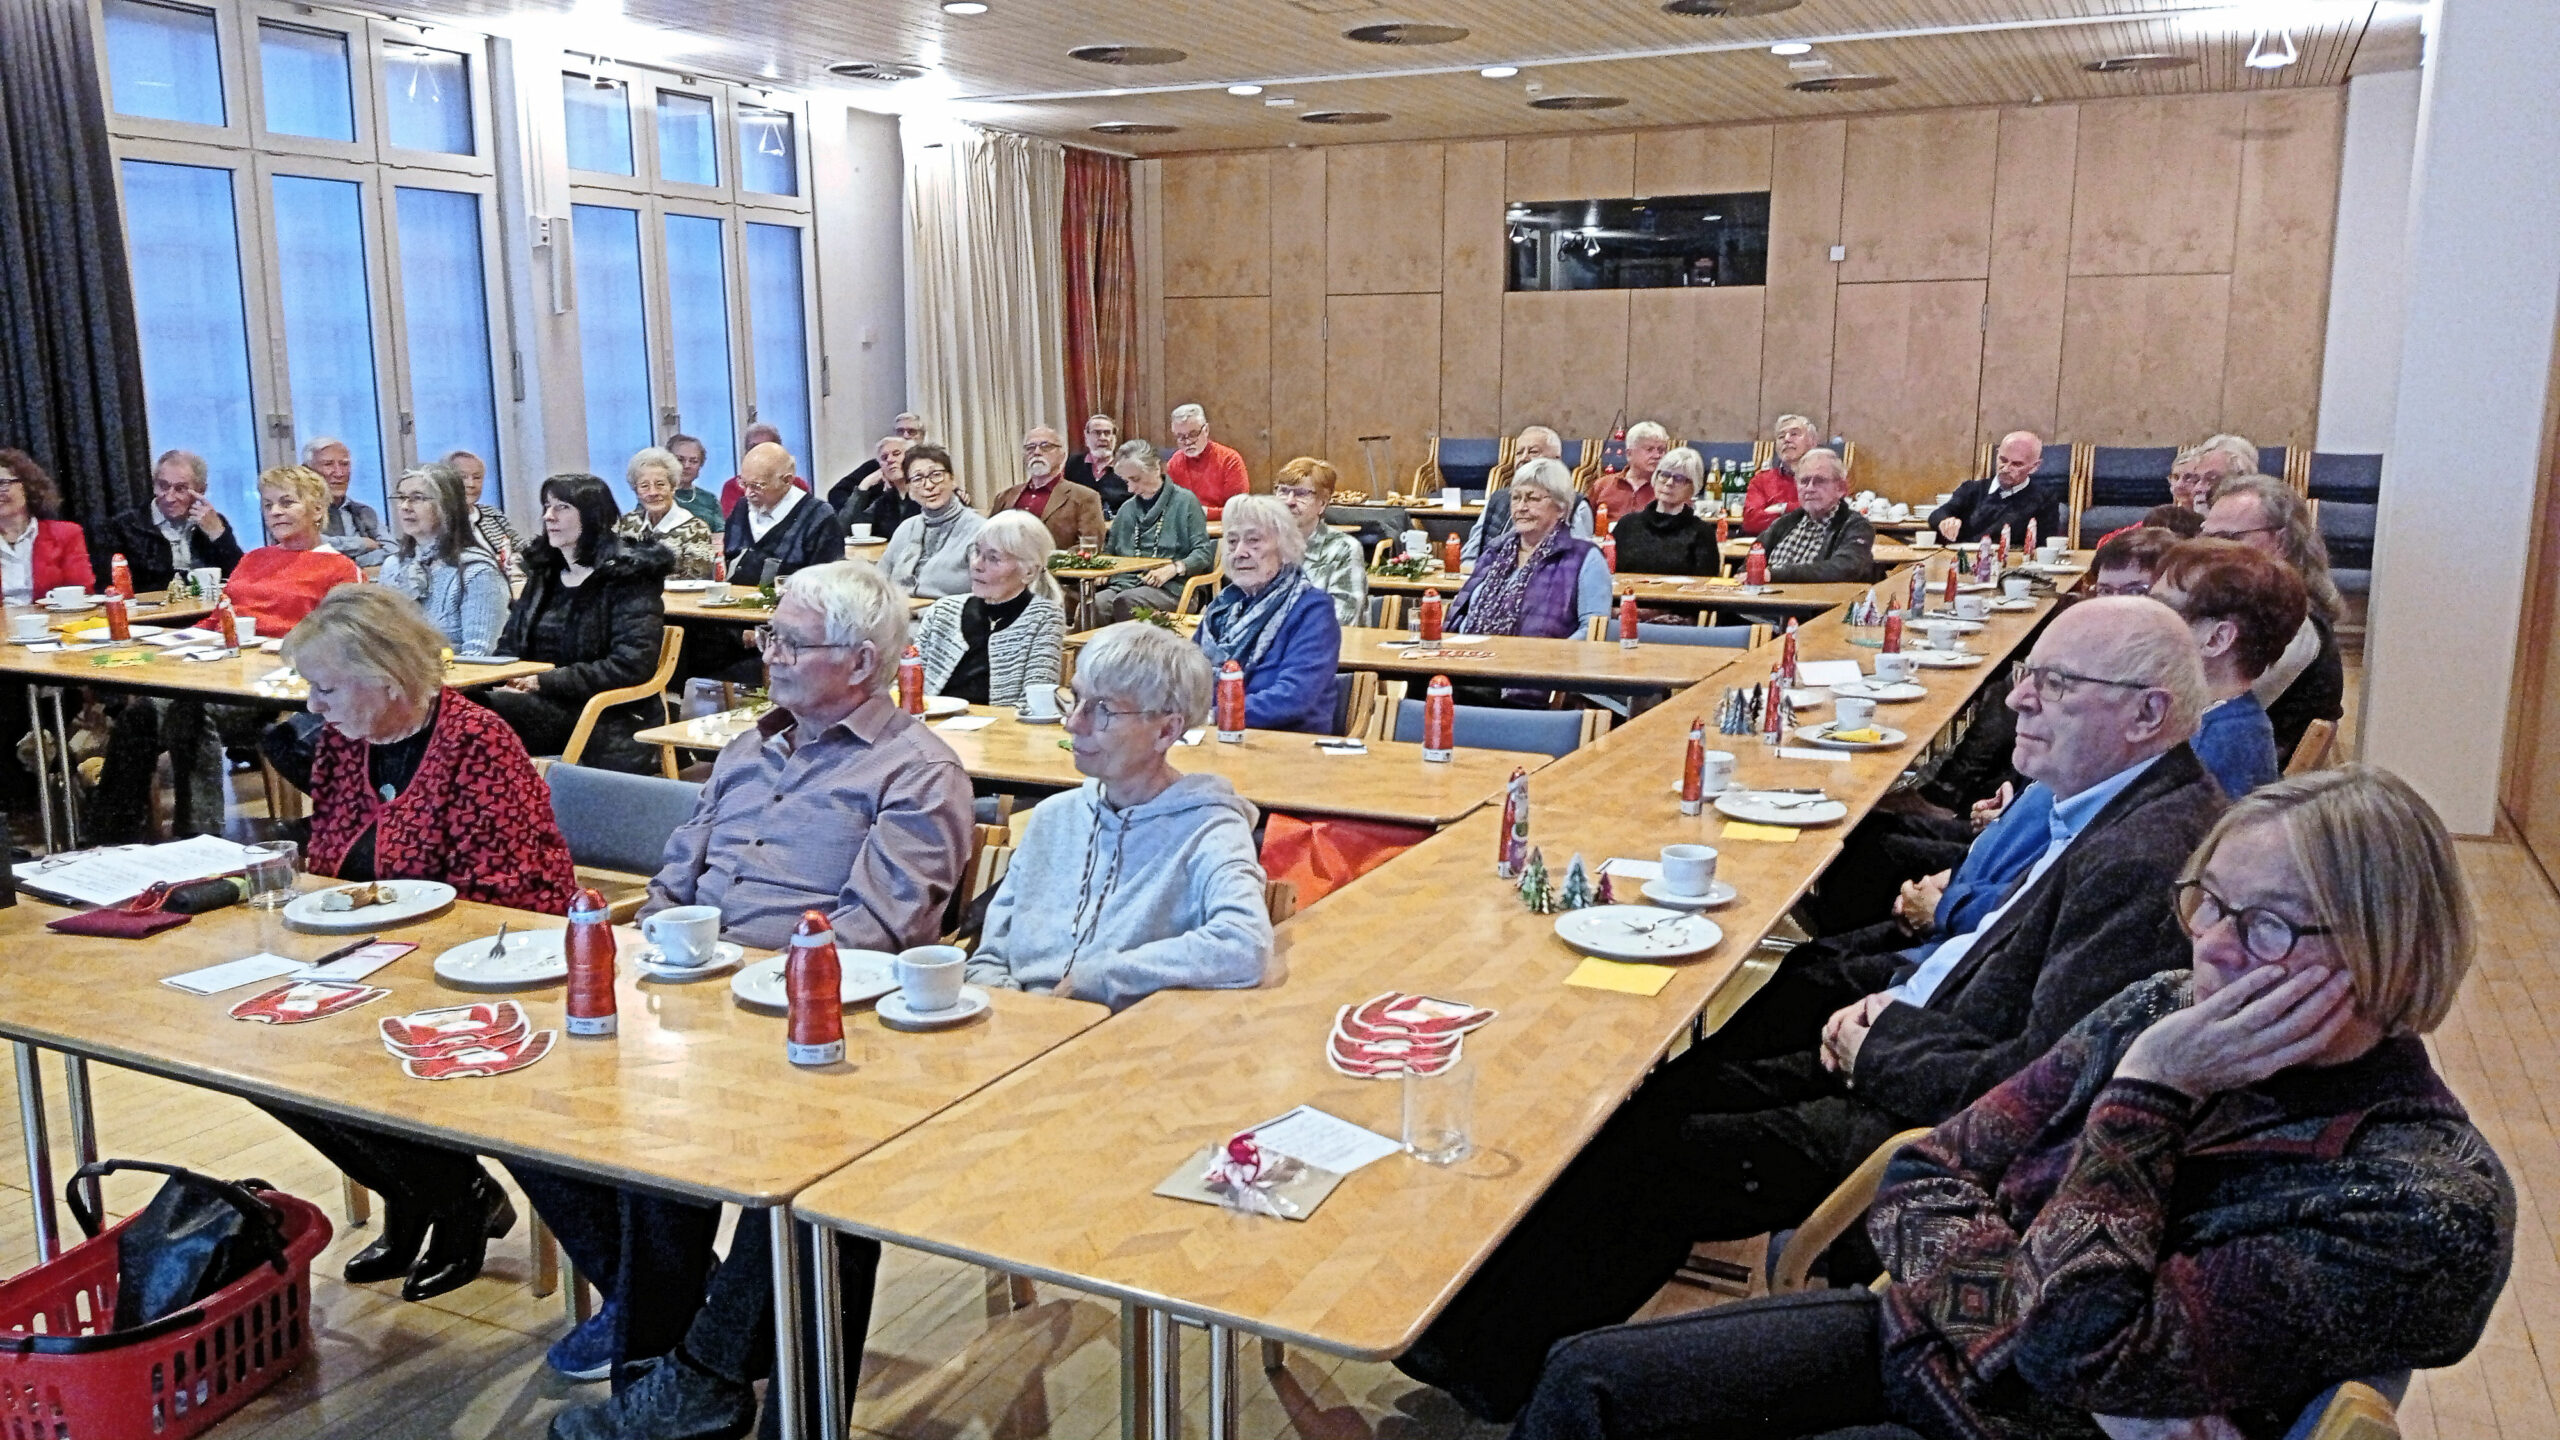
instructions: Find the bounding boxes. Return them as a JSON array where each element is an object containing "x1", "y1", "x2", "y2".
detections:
[
  {"x1": 1869, "y1": 971, "x2": 2513, "y2": 1440},
  {"x1": 914, "y1": 592, "x2": 1066, "y2": 710}
]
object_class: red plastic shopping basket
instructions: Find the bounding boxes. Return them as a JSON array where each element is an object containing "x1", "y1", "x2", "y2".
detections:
[{"x1": 0, "y1": 1170, "x2": 331, "y2": 1440}]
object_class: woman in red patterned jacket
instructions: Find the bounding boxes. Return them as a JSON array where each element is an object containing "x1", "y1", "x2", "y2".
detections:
[
  {"x1": 255, "y1": 585, "x2": 578, "y2": 1302},
  {"x1": 1507, "y1": 765, "x2": 2511, "y2": 1440}
]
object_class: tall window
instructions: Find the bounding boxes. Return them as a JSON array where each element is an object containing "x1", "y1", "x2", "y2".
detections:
[{"x1": 98, "y1": 1, "x2": 505, "y2": 524}]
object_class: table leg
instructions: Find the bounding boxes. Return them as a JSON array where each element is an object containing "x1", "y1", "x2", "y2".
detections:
[
  {"x1": 1147, "y1": 1307, "x2": 1180, "y2": 1440},
  {"x1": 767, "y1": 1206, "x2": 807, "y2": 1440},
  {"x1": 14, "y1": 1043, "x2": 57, "y2": 1261},
  {"x1": 809, "y1": 1225, "x2": 847, "y2": 1440},
  {"x1": 62, "y1": 1056, "x2": 97, "y2": 1223},
  {"x1": 47, "y1": 689, "x2": 77, "y2": 850},
  {"x1": 1119, "y1": 1303, "x2": 1156, "y2": 1440},
  {"x1": 23, "y1": 688, "x2": 53, "y2": 854},
  {"x1": 1205, "y1": 1324, "x2": 1240, "y2": 1440}
]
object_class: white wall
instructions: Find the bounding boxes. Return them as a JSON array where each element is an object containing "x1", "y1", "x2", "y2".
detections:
[
  {"x1": 810, "y1": 105, "x2": 908, "y2": 485},
  {"x1": 2315, "y1": 68, "x2": 2422, "y2": 453},
  {"x1": 2361, "y1": 0, "x2": 2560, "y2": 833}
]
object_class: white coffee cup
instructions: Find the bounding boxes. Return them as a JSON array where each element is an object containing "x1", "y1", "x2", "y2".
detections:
[
  {"x1": 2040, "y1": 539, "x2": 2068, "y2": 561},
  {"x1": 1661, "y1": 844, "x2": 1718, "y2": 897},
  {"x1": 1923, "y1": 620, "x2": 1966, "y2": 652},
  {"x1": 1020, "y1": 686, "x2": 1061, "y2": 721},
  {"x1": 8, "y1": 613, "x2": 46, "y2": 642},
  {"x1": 46, "y1": 587, "x2": 82, "y2": 606},
  {"x1": 2002, "y1": 576, "x2": 2032, "y2": 601},
  {"x1": 707, "y1": 582, "x2": 734, "y2": 604},
  {"x1": 1875, "y1": 652, "x2": 1917, "y2": 684},
  {"x1": 1699, "y1": 749, "x2": 1737, "y2": 795},
  {"x1": 895, "y1": 944, "x2": 967, "y2": 1013},
  {"x1": 1954, "y1": 593, "x2": 1990, "y2": 621},
  {"x1": 190, "y1": 567, "x2": 224, "y2": 599},
  {"x1": 1835, "y1": 696, "x2": 1878, "y2": 730},
  {"x1": 849, "y1": 523, "x2": 874, "y2": 541},
  {"x1": 641, "y1": 904, "x2": 723, "y2": 968},
  {"x1": 234, "y1": 616, "x2": 259, "y2": 646},
  {"x1": 1401, "y1": 528, "x2": 1431, "y2": 557}
]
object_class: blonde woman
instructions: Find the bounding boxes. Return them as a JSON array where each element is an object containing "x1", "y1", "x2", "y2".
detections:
[{"x1": 913, "y1": 511, "x2": 1066, "y2": 709}]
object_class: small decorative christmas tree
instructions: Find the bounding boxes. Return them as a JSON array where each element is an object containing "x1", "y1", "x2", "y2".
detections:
[
  {"x1": 1594, "y1": 869, "x2": 1616, "y2": 906},
  {"x1": 1517, "y1": 846, "x2": 1554, "y2": 914},
  {"x1": 1558, "y1": 853, "x2": 1595, "y2": 910}
]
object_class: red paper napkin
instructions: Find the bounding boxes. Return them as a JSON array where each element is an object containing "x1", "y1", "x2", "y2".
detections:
[{"x1": 46, "y1": 907, "x2": 192, "y2": 939}]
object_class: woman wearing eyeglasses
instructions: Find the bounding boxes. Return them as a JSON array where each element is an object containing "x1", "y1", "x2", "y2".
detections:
[
  {"x1": 481, "y1": 473, "x2": 673, "y2": 773},
  {"x1": 1195, "y1": 494, "x2": 1342, "y2": 735},
  {"x1": 881, "y1": 444, "x2": 986, "y2": 600},
  {"x1": 376, "y1": 462, "x2": 508, "y2": 655},
  {"x1": 966, "y1": 621, "x2": 1273, "y2": 1011},
  {"x1": 1509, "y1": 765, "x2": 2511, "y2": 1440},
  {"x1": 913, "y1": 510, "x2": 1065, "y2": 709}
]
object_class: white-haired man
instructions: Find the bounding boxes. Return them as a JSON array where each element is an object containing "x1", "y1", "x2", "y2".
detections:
[
  {"x1": 1589, "y1": 420, "x2": 1669, "y2": 524},
  {"x1": 1461, "y1": 425, "x2": 1594, "y2": 565},
  {"x1": 305, "y1": 436, "x2": 385, "y2": 570},
  {"x1": 1931, "y1": 429, "x2": 2062, "y2": 545},
  {"x1": 1402, "y1": 596, "x2": 2230, "y2": 1421},
  {"x1": 1742, "y1": 413, "x2": 1822, "y2": 536},
  {"x1": 1755, "y1": 448, "x2": 1876, "y2": 583},
  {"x1": 1166, "y1": 403, "x2": 1248, "y2": 519},
  {"x1": 2190, "y1": 433, "x2": 2260, "y2": 509},
  {"x1": 94, "y1": 448, "x2": 241, "y2": 593}
]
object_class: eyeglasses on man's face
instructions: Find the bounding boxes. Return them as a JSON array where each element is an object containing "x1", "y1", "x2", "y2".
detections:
[
  {"x1": 755, "y1": 627, "x2": 861, "y2": 666},
  {"x1": 2012, "y1": 662, "x2": 2153, "y2": 705}
]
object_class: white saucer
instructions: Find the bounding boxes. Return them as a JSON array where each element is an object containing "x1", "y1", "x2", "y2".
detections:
[
  {"x1": 433, "y1": 930, "x2": 568, "y2": 989},
  {"x1": 636, "y1": 941, "x2": 746, "y2": 981},
  {"x1": 922, "y1": 695, "x2": 969, "y2": 719},
  {"x1": 39, "y1": 601, "x2": 96, "y2": 614},
  {"x1": 664, "y1": 579, "x2": 716, "y2": 592},
  {"x1": 1796, "y1": 722, "x2": 1908, "y2": 751},
  {"x1": 728, "y1": 951, "x2": 900, "y2": 1010},
  {"x1": 1640, "y1": 878, "x2": 1738, "y2": 910},
  {"x1": 1829, "y1": 680, "x2": 1927, "y2": 702},
  {"x1": 1905, "y1": 648, "x2": 1985, "y2": 669},
  {"x1": 1013, "y1": 711, "x2": 1063, "y2": 725},
  {"x1": 1990, "y1": 598, "x2": 2037, "y2": 612},
  {"x1": 1714, "y1": 790, "x2": 1851, "y2": 827},
  {"x1": 878, "y1": 985, "x2": 992, "y2": 1030}
]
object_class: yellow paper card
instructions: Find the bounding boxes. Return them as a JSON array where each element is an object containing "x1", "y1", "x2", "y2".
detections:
[
  {"x1": 1721, "y1": 821, "x2": 1801, "y2": 843},
  {"x1": 1565, "y1": 958, "x2": 1677, "y2": 996}
]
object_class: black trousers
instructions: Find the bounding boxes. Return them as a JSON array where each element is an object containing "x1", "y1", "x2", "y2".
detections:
[
  {"x1": 1512, "y1": 1287, "x2": 1919, "y2": 1440},
  {"x1": 1396, "y1": 943, "x2": 1899, "y2": 1422},
  {"x1": 683, "y1": 1214, "x2": 881, "y2": 1395},
  {"x1": 508, "y1": 1165, "x2": 721, "y2": 1378},
  {"x1": 263, "y1": 1106, "x2": 490, "y2": 1222}
]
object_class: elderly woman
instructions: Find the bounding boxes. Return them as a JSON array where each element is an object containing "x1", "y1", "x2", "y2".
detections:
[
  {"x1": 0, "y1": 449, "x2": 94, "y2": 602},
  {"x1": 376, "y1": 462, "x2": 508, "y2": 654},
  {"x1": 1742, "y1": 413, "x2": 1821, "y2": 536},
  {"x1": 2205, "y1": 476, "x2": 2345, "y2": 761},
  {"x1": 256, "y1": 585, "x2": 575, "y2": 1303},
  {"x1": 1589, "y1": 420, "x2": 1669, "y2": 524},
  {"x1": 1195, "y1": 494, "x2": 1343, "y2": 735},
  {"x1": 1272, "y1": 456, "x2": 1368, "y2": 626},
  {"x1": 2153, "y1": 539, "x2": 2308, "y2": 800},
  {"x1": 914, "y1": 510, "x2": 1066, "y2": 708},
  {"x1": 1447, "y1": 456, "x2": 1612, "y2": 641},
  {"x1": 881, "y1": 444, "x2": 986, "y2": 600},
  {"x1": 226, "y1": 465, "x2": 364, "y2": 628},
  {"x1": 1099, "y1": 439, "x2": 1216, "y2": 624},
  {"x1": 1509, "y1": 765, "x2": 2511, "y2": 1440},
  {"x1": 2166, "y1": 446, "x2": 2207, "y2": 512},
  {"x1": 613, "y1": 446, "x2": 718, "y2": 580},
  {"x1": 969, "y1": 621, "x2": 1273, "y2": 1010},
  {"x1": 443, "y1": 449, "x2": 520, "y2": 572},
  {"x1": 482, "y1": 473, "x2": 673, "y2": 773},
  {"x1": 1609, "y1": 446, "x2": 1721, "y2": 576}
]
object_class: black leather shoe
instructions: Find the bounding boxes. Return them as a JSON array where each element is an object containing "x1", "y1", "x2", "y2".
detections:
[
  {"x1": 342, "y1": 1205, "x2": 427, "y2": 1285},
  {"x1": 401, "y1": 1175, "x2": 516, "y2": 1302}
]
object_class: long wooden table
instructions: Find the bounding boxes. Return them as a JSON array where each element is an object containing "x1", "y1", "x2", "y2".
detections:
[
  {"x1": 788, "y1": 566, "x2": 2061, "y2": 1440},
  {"x1": 1364, "y1": 567, "x2": 1892, "y2": 619},
  {"x1": 0, "y1": 889, "x2": 1107, "y2": 1440},
  {"x1": 638, "y1": 703, "x2": 1558, "y2": 829}
]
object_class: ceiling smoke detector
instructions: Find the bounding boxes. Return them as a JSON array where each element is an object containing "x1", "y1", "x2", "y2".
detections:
[
  {"x1": 1788, "y1": 73, "x2": 1897, "y2": 91},
  {"x1": 1663, "y1": 0, "x2": 1802, "y2": 15},
  {"x1": 1090, "y1": 122, "x2": 1179, "y2": 135},
  {"x1": 2084, "y1": 53, "x2": 2196, "y2": 72},
  {"x1": 1529, "y1": 94, "x2": 1629, "y2": 110},
  {"x1": 1068, "y1": 44, "x2": 1189, "y2": 65},
  {"x1": 827, "y1": 60, "x2": 930, "y2": 81},
  {"x1": 1342, "y1": 22, "x2": 1470, "y2": 45},
  {"x1": 1300, "y1": 109, "x2": 1392, "y2": 124}
]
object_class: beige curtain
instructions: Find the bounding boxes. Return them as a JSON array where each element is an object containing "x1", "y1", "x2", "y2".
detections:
[{"x1": 903, "y1": 122, "x2": 1068, "y2": 510}]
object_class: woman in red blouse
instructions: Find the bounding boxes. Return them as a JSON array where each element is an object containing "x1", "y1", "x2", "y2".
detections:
[
  {"x1": 0, "y1": 449, "x2": 95, "y2": 602},
  {"x1": 224, "y1": 465, "x2": 362, "y2": 631},
  {"x1": 255, "y1": 585, "x2": 577, "y2": 1301}
]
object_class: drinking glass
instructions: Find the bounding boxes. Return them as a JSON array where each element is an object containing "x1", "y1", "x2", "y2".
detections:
[
  {"x1": 1403, "y1": 1057, "x2": 1474, "y2": 1165},
  {"x1": 245, "y1": 840, "x2": 300, "y2": 910}
]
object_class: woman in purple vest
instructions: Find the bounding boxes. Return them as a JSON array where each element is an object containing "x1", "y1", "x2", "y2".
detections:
[{"x1": 1447, "y1": 455, "x2": 1614, "y2": 642}]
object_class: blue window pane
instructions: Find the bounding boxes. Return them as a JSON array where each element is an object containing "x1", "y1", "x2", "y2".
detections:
[
  {"x1": 737, "y1": 105, "x2": 796, "y2": 196},
  {"x1": 270, "y1": 174, "x2": 388, "y2": 513},
  {"x1": 745, "y1": 223, "x2": 811, "y2": 466},
  {"x1": 563, "y1": 74, "x2": 632, "y2": 176},
  {"x1": 258, "y1": 22, "x2": 354, "y2": 142},
  {"x1": 104, "y1": 0, "x2": 225, "y2": 127},
  {"x1": 656, "y1": 91, "x2": 717, "y2": 187},
  {"x1": 571, "y1": 204, "x2": 652, "y2": 481},
  {"x1": 120, "y1": 160, "x2": 260, "y2": 527},
  {"x1": 395, "y1": 188, "x2": 501, "y2": 507},
  {"x1": 663, "y1": 215, "x2": 736, "y2": 485},
  {"x1": 384, "y1": 45, "x2": 473, "y2": 154}
]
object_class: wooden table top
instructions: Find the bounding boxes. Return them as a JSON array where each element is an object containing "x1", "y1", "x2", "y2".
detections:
[
  {"x1": 6, "y1": 592, "x2": 215, "y2": 633},
  {"x1": 1363, "y1": 567, "x2": 1890, "y2": 618},
  {"x1": 638, "y1": 704, "x2": 1553, "y2": 828},
  {"x1": 1048, "y1": 556, "x2": 1164, "y2": 585},
  {"x1": 1336, "y1": 626, "x2": 1748, "y2": 692},
  {"x1": 790, "y1": 584, "x2": 2061, "y2": 1355},
  {"x1": 0, "y1": 892, "x2": 1106, "y2": 1206},
  {"x1": 0, "y1": 639, "x2": 547, "y2": 702}
]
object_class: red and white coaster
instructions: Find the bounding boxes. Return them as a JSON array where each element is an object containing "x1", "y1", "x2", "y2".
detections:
[
  {"x1": 381, "y1": 1001, "x2": 529, "y2": 1059},
  {"x1": 400, "y1": 1029, "x2": 556, "y2": 1081},
  {"x1": 228, "y1": 980, "x2": 392, "y2": 1025},
  {"x1": 1325, "y1": 992, "x2": 1495, "y2": 1079}
]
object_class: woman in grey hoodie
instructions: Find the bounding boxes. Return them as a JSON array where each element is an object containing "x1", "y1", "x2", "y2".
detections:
[{"x1": 968, "y1": 622, "x2": 1275, "y2": 1011}]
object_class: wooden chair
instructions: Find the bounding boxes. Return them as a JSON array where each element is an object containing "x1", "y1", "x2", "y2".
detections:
[
  {"x1": 1333, "y1": 670, "x2": 1378, "y2": 739},
  {"x1": 1838, "y1": 440, "x2": 1859, "y2": 478},
  {"x1": 1371, "y1": 538, "x2": 1396, "y2": 567},
  {"x1": 1176, "y1": 566, "x2": 1223, "y2": 617},
  {"x1": 2285, "y1": 718, "x2": 2338, "y2": 777},
  {"x1": 561, "y1": 625, "x2": 683, "y2": 768},
  {"x1": 1578, "y1": 708, "x2": 1613, "y2": 748},
  {"x1": 1370, "y1": 593, "x2": 1405, "y2": 630}
]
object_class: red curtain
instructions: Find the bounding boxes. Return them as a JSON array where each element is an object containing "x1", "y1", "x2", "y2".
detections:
[{"x1": 1062, "y1": 147, "x2": 1139, "y2": 437}]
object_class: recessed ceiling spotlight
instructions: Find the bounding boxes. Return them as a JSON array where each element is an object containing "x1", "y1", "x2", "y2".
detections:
[
  {"x1": 941, "y1": 1, "x2": 988, "y2": 13},
  {"x1": 1768, "y1": 42, "x2": 1812, "y2": 56},
  {"x1": 1264, "y1": 95, "x2": 1298, "y2": 106},
  {"x1": 828, "y1": 60, "x2": 932, "y2": 81},
  {"x1": 1479, "y1": 65, "x2": 1519, "y2": 78},
  {"x1": 1228, "y1": 83, "x2": 1264, "y2": 95},
  {"x1": 1342, "y1": 22, "x2": 1470, "y2": 45}
]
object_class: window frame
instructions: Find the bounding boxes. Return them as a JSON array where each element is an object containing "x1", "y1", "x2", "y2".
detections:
[
  {"x1": 91, "y1": 0, "x2": 252, "y2": 146},
  {"x1": 246, "y1": 151, "x2": 406, "y2": 510},
  {"x1": 366, "y1": 15, "x2": 495, "y2": 178},
  {"x1": 240, "y1": 2, "x2": 371, "y2": 163}
]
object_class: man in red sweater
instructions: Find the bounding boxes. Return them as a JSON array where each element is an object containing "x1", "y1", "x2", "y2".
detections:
[
  {"x1": 1741, "y1": 413, "x2": 1821, "y2": 536},
  {"x1": 1166, "y1": 403, "x2": 1248, "y2": 519}
]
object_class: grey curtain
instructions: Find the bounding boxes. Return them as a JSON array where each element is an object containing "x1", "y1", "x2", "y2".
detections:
[{"x1": 0, "y1": 0, "x2": 151, "y2": 531}]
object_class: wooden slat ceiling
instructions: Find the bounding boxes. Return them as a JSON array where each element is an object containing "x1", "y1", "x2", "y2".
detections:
[{"x1": 419, "y1": 0, "x2": 2410, "y2": 153}]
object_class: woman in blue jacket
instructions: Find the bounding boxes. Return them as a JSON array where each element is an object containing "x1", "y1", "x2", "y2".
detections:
[{"x1": 1195, "y1": 494, "x2": 1342, "y2": 734}]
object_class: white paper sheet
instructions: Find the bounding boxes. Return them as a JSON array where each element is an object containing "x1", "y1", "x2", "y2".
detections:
[
  {"x1": 932, "y1": 716, "x2": 996, "y2": 732},
  {"x1": 1600, "y1": 858, "x2": 1663, "y2": 880},
  {"x1": 1246, "y1": 1106, "x2": 1403, "y2": 1174},
  {"x1": 29, "y1": 835, "x2": 268, "y2": 908},
  {"x1": 1775, "y1": 746, "x2": 1855, "y2": 764},
  {"x1": 162, "y1": 953, "x2": 305, "y2": 996},
  {"x1": 1794, "y1": 660, "x2": 1866, "y2": 687}
]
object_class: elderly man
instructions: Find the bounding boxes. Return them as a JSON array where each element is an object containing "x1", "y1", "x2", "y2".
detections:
[
  {"x1": 306, "y1": 437, "x2": 386, "y2": 569},
  {"x1": 2203, "y1": 476, "x2": 2345, "y2": 761},
  {"x1": 1064, "y1": 412, "x2": 1125, "y2": 512},
  {"x1": 1460, "y1": 426, "x2": 1594, "y2": 565},
  {"x1": 662, "y1": 434, "x2": 724, "y2": 528},
  {"x1": 1754, "y1": 448, "x2": 1875, "y2": 583},
  {"x1": 442, "y1": 449, "x2": 521, "y2": 570},
  {"x1": 1741, "y1": 413, "x2": 1821, "y2": 535},
  {"x1": 527, "y1": 561, "x2": 970, "y2": 1433},
  {"x1": 1166, "y1": 403, "x2": 1248, "y2": 519},
  {"x1": 1273, "y1": 456, "x2": 1369, "y2": 626},
  {"x1": 721, "y1": 441, "x2": 845, "y2": 585},
  {"x1": 994, "y1": 425, "x2": 1107, "y2": 551},
  {"x1": 1931, "y1": 429, "x2": 2062, "y2": 545},
  {"x1": 1588, "y1": 420, "x2": 1669, "y2": 525},
  {"x1": 824, "y1": 412, "x2": 927, "y2": 515},
  {"x1": 2189, "y1": 432, "x2": 2260, "y2": 509},
  {"x1": 93, "y1": 449, "x2": 242, "y2": 592},
  {"x1": 715, "y1": 423, "x2": 808, "y2": 517},
  {"x1": 1400, "y1": 597, "x2": 2227, "y2": 1422}
]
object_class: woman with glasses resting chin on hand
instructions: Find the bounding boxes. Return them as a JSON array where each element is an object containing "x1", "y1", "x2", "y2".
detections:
[{"x1": 1509, "y1": 765, "x2": 2512, "y2": 1440}]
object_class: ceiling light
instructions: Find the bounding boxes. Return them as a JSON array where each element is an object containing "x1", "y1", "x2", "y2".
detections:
[
  {"x1": 1479, "y1": 65, "x2": 1519, "y2": 78},
  {"x1": 829, "y1": 60, "x2": 932, "y2": 81},
  {"x1": 1530, "y1": 95, "x2": 1629, "y2": 110},
  {"x1": 2245, "y1": 28, "x2": 2299, "y2": 68},
  {"x1": 1228, "y1": 83, "x2": 1263, "y2": 95},
  {"x1": 1768, "y1": 42, "x2": 1811, "y2": 56},
  {"x1": 940, "y1": 0, "x2": 987, "y2": 12},
  {"x1": 1301, "y1": 110, "x2": 1391, "y2": 124}
]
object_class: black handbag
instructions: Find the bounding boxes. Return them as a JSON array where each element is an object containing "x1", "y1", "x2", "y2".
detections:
[{"x1": 65, "y1": 1159, "x2": 291, "y2": 1333}]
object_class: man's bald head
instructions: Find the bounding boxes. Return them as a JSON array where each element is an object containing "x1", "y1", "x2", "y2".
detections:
[
  {"x1": 2007, "y1": 596, "x2": 2206, "y2": 798},
  {"x1": 1994, "y1": 431, "x2": 2044, "y2": 488},
  {"x1": 740, "y1": 442, "x2": 798, "y2": 507}
]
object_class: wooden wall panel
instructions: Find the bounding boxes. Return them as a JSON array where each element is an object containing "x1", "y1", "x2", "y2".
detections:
[
  {"x1": 2222, "y1": 88, "x2": 2344, "y2": 447},
  {"x1": 1160, "y1": 153, "x2": 1272, "y2": 298},
  {"x1": 1504, "y1": 133, "x2": 1637, "y2": 203},
  {"x1": 1839, "y1": 111, "x2": 1999, "y2": 283},
  {"x1": 1830, "y1": 280, "x2": 1990, "y2": 499},
  {"x1": 1134, "y1": 159, "x2": 1166, "y2": 439},
  {"x1": 1626, "y1": 287, "x2": 1766, "y2": 445},
  {"x1": 2056, "y1": 273, "x2": 2232, "y2": 444},
  {"x1": 1977, "y1": 104, "x2": 2078, "y2": 441},
  {"x1": 1440, "y1": 140, "x2": 1508, "y2": 438},
  {"x1": 1760, "y1": 119, "x2": 1848, "y2": 432},
  {"x1": 1501, "y1": 290, "x2": 1630, "y2": 442},
  {"x1": 1163, "y1": 297, "x2": 1273, "y2": 479},
  {"x1": 1633, "y1": 124, "x2": 1773, "y2": 196},
  {"x1": 1269, "y1": 147, "x2": 1329, "y2": 469},
  {"x1": 1327, "y1": 293, "x2": 1443, "y2": 491},
  {"x1": 2068, "y1": 93, "x2": 2247, "y2": 276},
  {"x1": 1327, "y1": 143, "x2": 1443, "y2": 295}
]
